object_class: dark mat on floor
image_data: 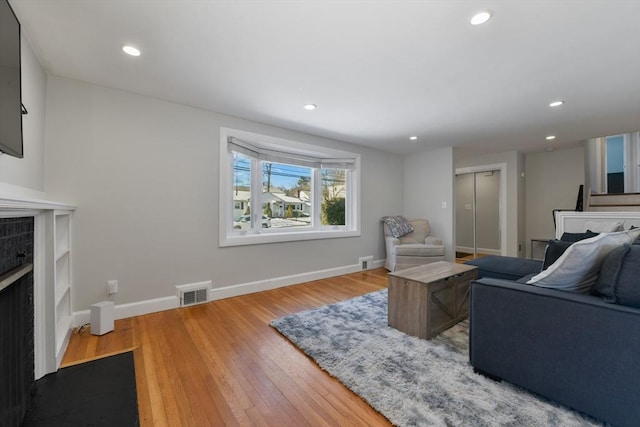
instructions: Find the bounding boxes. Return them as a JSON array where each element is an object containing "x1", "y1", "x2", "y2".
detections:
[{"x1": 22, "y1": 351, "x2": 139, "y2": 427}]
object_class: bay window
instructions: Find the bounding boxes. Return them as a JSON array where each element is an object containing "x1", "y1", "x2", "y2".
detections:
[{"x1": 220, "y1": 128, "x2": 360, "y2": 246}]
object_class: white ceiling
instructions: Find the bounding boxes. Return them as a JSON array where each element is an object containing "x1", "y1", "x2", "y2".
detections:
[{"x1": 9, "y1": 0, "x2": 640, "y2": 155}]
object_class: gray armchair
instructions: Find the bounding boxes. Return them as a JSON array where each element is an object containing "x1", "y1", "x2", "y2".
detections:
[{"x1": 383, "y1": 218, "x2": 445, "y2": 271}]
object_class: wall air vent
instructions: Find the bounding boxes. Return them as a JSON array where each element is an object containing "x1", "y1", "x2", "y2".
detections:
[
  {"x1": 176, "y1": 281, "x2": 212, "y2": 307},
  {"x1": 182, "y1": 288, "x2": 207, "y2": 306},
  {"x1": 358, "y1": 255, "x2": 374, "y2": 270}
]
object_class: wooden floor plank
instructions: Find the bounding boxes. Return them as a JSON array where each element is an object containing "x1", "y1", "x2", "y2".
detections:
[{"x1": 62, "y1": 268, "x2": 392, "y2": 426}]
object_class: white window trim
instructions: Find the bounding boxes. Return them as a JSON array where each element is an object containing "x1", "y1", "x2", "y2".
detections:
[{"x1": 219, "y1": 127, "x2": 361, "y2": 247}]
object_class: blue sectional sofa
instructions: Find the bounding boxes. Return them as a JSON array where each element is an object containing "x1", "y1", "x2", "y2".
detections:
[{"x1": 466, "y1": 247, "x2": 640, "y2": 427}]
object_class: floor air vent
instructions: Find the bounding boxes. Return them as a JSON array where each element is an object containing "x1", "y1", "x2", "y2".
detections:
[{"x1": 176, "y1": 281, "x2": 211, "y2": 307}]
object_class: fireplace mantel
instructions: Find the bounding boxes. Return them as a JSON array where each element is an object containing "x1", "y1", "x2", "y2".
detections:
[
  {"x1": 0, "y1": 190, "x2": 76, "y2": 379},
  {"x1": 0, "y1": 195, "x2": 75, "y2": 212}
]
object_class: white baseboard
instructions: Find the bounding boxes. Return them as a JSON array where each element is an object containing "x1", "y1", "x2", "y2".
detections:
[
  {"x1": 73, "y1": 259, "x2": 385, "y2": 325},
  {"x1": 455, "y1": 246, "x2": 502, "y2": 256},
  {"x1": 210, "y1": 259, "x2": 385, "y2": 300},
  {"x1": 73, "y1": 295, "x2": 179, "y2": 327}
]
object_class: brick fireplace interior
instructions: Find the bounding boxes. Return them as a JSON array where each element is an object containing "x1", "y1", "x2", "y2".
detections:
[{"x1": 0, "y1": 217, "x2": 35, "y2": 427}]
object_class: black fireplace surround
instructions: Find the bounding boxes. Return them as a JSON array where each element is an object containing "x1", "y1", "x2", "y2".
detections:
[{"x1": 0, "y1": 217, "x2": 35, "y2": 427}]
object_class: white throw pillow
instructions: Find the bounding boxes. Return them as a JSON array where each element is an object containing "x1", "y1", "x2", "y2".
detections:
[
  {"x1": 584, "y1": 220, "x2": 624, "y2": 233},
  {"x1": 527, "y1": 229, "x2": 640, "y2": 293}
]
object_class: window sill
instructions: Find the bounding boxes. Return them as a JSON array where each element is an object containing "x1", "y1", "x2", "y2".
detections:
[{"x1": 219, "y1": 228, "x2": 360, "y2": 247}]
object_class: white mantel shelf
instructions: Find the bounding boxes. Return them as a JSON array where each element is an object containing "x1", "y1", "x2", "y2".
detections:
[
  {"x1": 0, "y1": 196, "x2": 75, "y2": 212},
  {"x1": 0, "y1": 182, "x2": 76, "y2": 212}
]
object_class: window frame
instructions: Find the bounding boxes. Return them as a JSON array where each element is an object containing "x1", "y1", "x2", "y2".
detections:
[{"x1": 219, "y1": 127, "x2": 361, "y2": 247}]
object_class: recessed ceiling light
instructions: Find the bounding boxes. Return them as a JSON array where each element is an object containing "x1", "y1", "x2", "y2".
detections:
[
  {"x1": 546, "y1": 135, "x2": 556, "y2": 141},
  {"x1": 303, "y1": 104, "x2": 317, "y2": 111},
  {"x1": 409, "y1": 136, "x2": 418, "y2": 141},
  {"x1": 122, "y1": 45, "x2": 141, "y2": 57},
  {"x1": 549, "y1": 100, "x2": 565, "y2": 107},
  {"x1": 470, "y1": 10, "x2": 492, "y2": 25}
]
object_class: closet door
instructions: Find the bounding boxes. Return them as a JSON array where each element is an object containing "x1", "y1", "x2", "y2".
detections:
[
  {"x1": 474, "y1": 171, "x2": 500, "y2": 255},
  {"x1": 455, "y1": 173, "x2": 475, "y2": 257},
  {"x1": 455, "y1": 170, "x2": 501, "y2": 259}
]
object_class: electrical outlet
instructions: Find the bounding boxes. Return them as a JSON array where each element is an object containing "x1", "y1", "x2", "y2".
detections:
[{"x1": 107, "y1": 280, "x2": 118, "y2": 295}]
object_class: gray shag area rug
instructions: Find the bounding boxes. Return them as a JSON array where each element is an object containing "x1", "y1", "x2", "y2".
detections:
[{"x1": 270, "y1": 289, "x2": 602, "y2": 427}]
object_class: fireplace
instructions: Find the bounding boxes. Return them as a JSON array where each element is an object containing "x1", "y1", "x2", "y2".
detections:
[{"x1": 0, "y1": 217, "x2": 35, "y2": 427}]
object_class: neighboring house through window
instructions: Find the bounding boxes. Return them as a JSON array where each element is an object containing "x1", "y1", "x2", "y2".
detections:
[{"x1": 219, "y1": 128, "x2": 361, "y2": 246}]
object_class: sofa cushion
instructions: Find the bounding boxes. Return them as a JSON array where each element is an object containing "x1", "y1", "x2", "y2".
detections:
[
  {"x1": 527, "y1": 229, "x2": 640, "y2": 293},
  {"x1": 593, "y1": 244, "x2": 640, "y2": 308},
  {"x1": 382, "y1": 216, "x2": 413, "y2": 238},
  {"x1": 394, "y1": 243, "x2": 444, "y2": 257},
  {"x1": 559, "y1": 231, "x2": 598, "y2": 243},
  {"x1": 465, "y1": 256, "x2": 542, "y2": 280},
  {"x1": 515, "y1": 273, "x2": 537, "y2": 284},
  {"x1": 542, "y1": 240, "x2": 572, "y2": 270}
]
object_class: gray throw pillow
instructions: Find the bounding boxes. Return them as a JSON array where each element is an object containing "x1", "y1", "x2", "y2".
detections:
[
  {"x1": 593, "y1": 244, "x2": 640, "y2": 308},
  {"x1": 382, "y1": 216, "x2": 414, "y2": 238},
  {"x1": 527, "y1": 229, "x2": 640, "y2": 293},
  {"x1": 560, "y1": 231, "x2": 598, "y2": 243},
  {"x1": 542, "y1": 240, "x2": 573, "y2": 271},
  {"x1": 592, "y1": 244, "x2": 630, "y2": 302}
]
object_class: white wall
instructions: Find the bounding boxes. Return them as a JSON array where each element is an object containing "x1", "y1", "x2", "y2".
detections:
[
  {"x1": 403, "y1": 147, "x2": 454, "y2": 260},
  {"x1": 0, "y1": 34, "x2": 45, "y2": 193},
  {"x1": 455, "y1": 149, "x2": 525, "y2": 257},
  {"x1": 43, "y1": 76, "x2": 404, "y2": 311},
  {"x1": 525, "y1": 146, "x2": 585, "y2": 256}
]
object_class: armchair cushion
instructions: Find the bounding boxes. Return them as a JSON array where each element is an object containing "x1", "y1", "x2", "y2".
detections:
[
  {"x1": 394, "y1": 243, "x2": 445, "y2": 257},
  {"x1": 398, "y1": 219, "x2": 431, "y2": 244},
  {"x1": 425, "y1": 236, "x2": 443, "y2": 246}
]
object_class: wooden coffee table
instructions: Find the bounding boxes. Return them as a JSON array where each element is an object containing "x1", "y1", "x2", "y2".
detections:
[{"x1": 387, "y1": 261, "x2": 478, "y2": 339}]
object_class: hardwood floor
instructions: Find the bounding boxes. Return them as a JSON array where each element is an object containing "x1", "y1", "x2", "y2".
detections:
[
  {"x1": 455, "y1": 252, "x2": 488, "y2": 264},
  {"x1": 62, "y1": 268, "x2": 392, "y2": 426}
]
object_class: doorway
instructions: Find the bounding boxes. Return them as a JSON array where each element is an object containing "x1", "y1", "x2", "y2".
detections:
[
  {"x1": 605, "y1": 134, "x2": 625, "y2": 193},
  {"x1": 455, "y1": 165, "x2": 504, "y2": 262}
]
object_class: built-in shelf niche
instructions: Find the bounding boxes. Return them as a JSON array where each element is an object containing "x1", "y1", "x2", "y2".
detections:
[{"x1": 52, "y1": 210, "x2": 73, "y2": 367}]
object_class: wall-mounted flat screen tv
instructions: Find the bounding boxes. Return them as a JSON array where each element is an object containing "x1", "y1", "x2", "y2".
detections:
[{"x1": 0, "y1": 0, "x2": 23, "y2": 158}]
